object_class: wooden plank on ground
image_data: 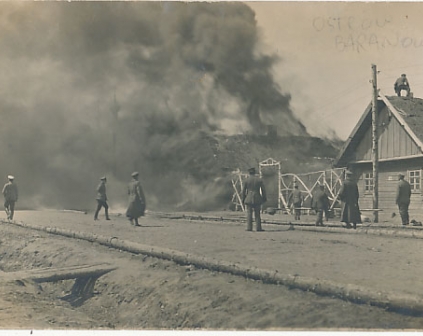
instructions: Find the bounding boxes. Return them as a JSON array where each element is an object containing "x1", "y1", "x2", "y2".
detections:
[{"x1": 2, "y1": 263, "x2": 117, "y2": 283}]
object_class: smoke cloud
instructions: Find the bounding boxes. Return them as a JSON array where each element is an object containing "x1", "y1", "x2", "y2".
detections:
[{"x1": 0, "y1": 2, "x2": 307, "y2": 211}]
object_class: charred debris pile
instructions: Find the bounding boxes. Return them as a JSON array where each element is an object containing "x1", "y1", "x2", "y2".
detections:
[
  {"x1": 210, "y1": 132, "x2": 341, "y2": 174},
  {"x1": 167, "y1": 131, "x2": 342, "y2": 212}
]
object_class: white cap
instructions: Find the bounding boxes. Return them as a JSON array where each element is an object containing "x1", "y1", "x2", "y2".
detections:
[{"x1": 7, "y1": 175, "x2": 14, "y2": 180}]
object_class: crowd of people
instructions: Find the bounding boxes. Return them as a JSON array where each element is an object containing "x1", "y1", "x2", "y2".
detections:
[
  {"x1": 0, "y1": 165, "x2": 412, "y2": 231},
  {"x1": 240, "y1": 167, "x2": 412, "y2": 231}
]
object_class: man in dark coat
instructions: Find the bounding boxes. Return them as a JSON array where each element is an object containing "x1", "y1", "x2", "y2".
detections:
[
  {"x1": 126, "y1": 172, "x2": 146, "y2": 227},
  {"x1": 94, "y1": 176, "x2": 110, "y2": 221},
  {"x1": 312, "y1": 184, "x2": 329, "y2": 227},
  {"x1": 396, "y1": 173, "x2": 411, "y2": 226},
  {"x1": 289, "y1": 184, "x2": 303, "y2": 220},
  {"x1": 394, "y1": 74, "x2": 411, "y2": 97},
  {"x1": 339, "y1": 170, "x2": 361, "y2": 229},
  {"x1": 242, "y1": 167, "x2": 267, "y2": 232},
  {"x1": 2, "y1": 175, "x2": 18, "y2": 221}
]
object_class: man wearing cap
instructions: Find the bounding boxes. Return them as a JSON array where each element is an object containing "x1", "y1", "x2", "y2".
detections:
[
  {"x1": 289, "y1": 184, "x2": 303, "y2": 220},
  {"x1": 394, "y1": 74, "x2": 411, "y2": 97},
  {"x1": 396, "y1": 173, "x2": 411, "y2": 226},
  {"x1": 126, "y1": 172, "x2": 146, "y2": 227},
  {"x1": 311, "y1": 184, "x2": 329, "y2": 227},
  {"x1": 242, "y1": 167, "x2": 267, "y2": 232},
  {"x1": 94, "y1": 176, "x2": 110, "y2": 221},
  {"x1": 2, "y1": 175, "x2": 18, "y2": 220},
  {"x1": 338, "y1": 170, "x2": 361, "y2": 229}
]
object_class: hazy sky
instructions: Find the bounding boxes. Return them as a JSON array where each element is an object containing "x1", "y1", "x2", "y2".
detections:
[{"x1": 247, "y1": 1, "x2": 423, "y2": 139}]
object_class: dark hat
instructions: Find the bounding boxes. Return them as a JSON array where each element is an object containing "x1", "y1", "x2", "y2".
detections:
[
  {"x1": 401, "y1": 73, "x2": 407, "y2": 76},
  {"x1": 248, "y1": 167, "x2": 256, "y2": 174},
  {"x1": 398, "y1": 173, "x2": 405, "y2": 178},
  {"x1": 100, "y1": 176, "x2": 107, "y2": 180},
  {"x1": 131, "y1": 171, "x2": 139, "y2": 177}
]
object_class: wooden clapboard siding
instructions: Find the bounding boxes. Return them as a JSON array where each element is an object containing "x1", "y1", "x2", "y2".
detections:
[
  {"x1": 354, "y1": 106, "x2": 421, "y2": 162},
  {"x1": 352, "y1": 158, "x2": 423, "y2": 210},
  {"x1": 355, "y1": 126, "x2": 371, "y2": 161}
]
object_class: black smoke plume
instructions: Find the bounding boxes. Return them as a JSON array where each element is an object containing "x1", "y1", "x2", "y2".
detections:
[{"x1": 0, "y1": 2, "x2": 307, "y2": 211}]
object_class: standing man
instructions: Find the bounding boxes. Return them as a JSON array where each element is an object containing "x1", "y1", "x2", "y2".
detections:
[
  {"x1": 312, "y1": 184, "x2": 329, "y2": 227},
  {"x1": 242, "y1": 167, "x2": 267, "y2": 232},
  {"x1": 338, "y1": 170, "x2": 361, "y2": 229},
  {"x1": 396, "y1": 173, "x2": 411, "y2": 226},
  {"x1": 394, "y1": 74, "x2": 411, "y2": 97},
  {"x1": 289, "y1": 184, "x2": 303, "y2": 220},
  {"x1": 94, "y1": 176, "x2": 110, "y2": 221},
  {"x1": 2, "y1": 175, "x2": 18, "y2": 221},
  {"x1": 126, "y1": 172, "x2": 146, "y2": 227}
]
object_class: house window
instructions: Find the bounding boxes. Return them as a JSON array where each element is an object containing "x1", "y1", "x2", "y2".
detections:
[
  {"x1": 408, "y1": 170, "x2": 421, "y2": 192},
  {"x1": 364, "y1": 172, "x2": 373, "y2": 193}
]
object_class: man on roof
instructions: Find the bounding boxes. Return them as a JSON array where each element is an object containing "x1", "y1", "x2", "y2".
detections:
[{"x1": 394, "y1": 74, "x2": 411, "y2": 97}]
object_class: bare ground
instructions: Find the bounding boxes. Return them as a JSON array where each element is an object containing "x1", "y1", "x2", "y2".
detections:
[{"x1": 0, "y1": 210, "x2": 422, "y2": 330}]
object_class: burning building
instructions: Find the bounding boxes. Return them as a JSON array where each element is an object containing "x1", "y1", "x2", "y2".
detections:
[{"x1": 0, "y1": 2, "x2": 318, "y2": 211}]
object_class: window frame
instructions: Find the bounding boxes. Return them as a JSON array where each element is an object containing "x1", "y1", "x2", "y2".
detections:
[
  {"x1": 364, "y1": 172, "x2": 374, "y2": 194},
  {"x1": 408, "y1": 169, "x2": 421, "y2": 193}
]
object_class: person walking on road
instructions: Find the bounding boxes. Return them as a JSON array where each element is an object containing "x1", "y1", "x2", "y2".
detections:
[
  {"x1": 94, "y1": 176, "x2": 110, "y2": 221},
  {"x1": 396, "y1": 173, "x2": 411, "y2": 226},
  {"x1": 312, "y1": 184, "x2": 329, "y2": 227},
  {"x1": 289, "y1": 184, "x2": 303, "y2": 220},
  {"x1": 126, "y1": 172, "x2": 146, "y2": 227},
  {"x1": 2, "y1": 175, "x2": 18, "y2": 221},
  {"x1": 338, "y1": 170, "x2": 361, "y2": 229},
  {"x1": 242, "y1": 167, "x2": 267, "y2": 232}
]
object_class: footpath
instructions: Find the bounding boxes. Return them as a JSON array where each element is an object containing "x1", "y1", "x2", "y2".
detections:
[{"x1": 7, "y1": 209, "x2": 423, "y2": 314}]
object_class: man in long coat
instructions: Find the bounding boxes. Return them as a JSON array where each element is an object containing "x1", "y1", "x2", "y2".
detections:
[
  {"x1": 396, "y1": 173, "x2": 411, "y2": 225},
  {"x1": 242, "y1": 167, "x2": 267, "y2": 232},
  {"x1": 338, "y1": 170, "x2": 361, "y2": 229},
  {"x1": 2, "y1": 175, "x2": 18, "y2": 221},
  {"x1": 312, "y1": 184, "x2": 329, "y2": 227},
  {"x1": 126, "y1": 172, "x2": 146, "y2": 227},
  {"x1": 94, "y1": 176, "x2": 110, "y2": 221}
]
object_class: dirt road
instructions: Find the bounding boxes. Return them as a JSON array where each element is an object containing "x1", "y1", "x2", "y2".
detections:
[{"x1": 1, "y1": 210, "x2": 423, "y2": 330}]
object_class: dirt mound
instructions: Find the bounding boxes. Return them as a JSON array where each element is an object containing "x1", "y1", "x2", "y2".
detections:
[{"x1": 1, "y1": 211, "x2": 423, "y2": 329}]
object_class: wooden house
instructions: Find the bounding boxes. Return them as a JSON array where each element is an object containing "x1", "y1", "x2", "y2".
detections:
[{"x1": 335, "y1": 95, "x2": 423, "y2": 211}]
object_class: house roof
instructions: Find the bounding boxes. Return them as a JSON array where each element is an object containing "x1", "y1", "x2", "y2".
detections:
[
  {"x1": 334, "y1": 95, "x2": 423, "y2": 167},
  {"x1": 388, "y1": 96, "x2": 423, "y2": 145}
]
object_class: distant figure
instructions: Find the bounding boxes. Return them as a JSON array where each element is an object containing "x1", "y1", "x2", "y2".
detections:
[
  {"x1": 394, "y1": 74, "x2": 411, "y2": 97},
  {"x1": 2, "y1": 175, "x2": 18, "y2": 221},
  {"x1": 312, "y1": 184, "x2": 329, "y2": 227},
  {"x1": 396, "y1": 173, "x2": 411, "y2": 226},
  {"x1": 338, "y1": 170, "x2": 361, "y2": 229},
  {"x1": 94, "y1": 176, "x2": 110, "y2": 221},
  {"x1": 126, "y1": 172, "x2": 146, "y2": 227},
  {"x1": 242, "y1": 167, "x2": 267, "y2": 232},
  {"x1": 289, "y1": 184, "x2": 303, "y2": 220}
]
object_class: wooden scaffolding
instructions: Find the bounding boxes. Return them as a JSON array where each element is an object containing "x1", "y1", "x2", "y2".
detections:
[{"x1": 231, "y1": 157, "x2": 346, "y2": 213}]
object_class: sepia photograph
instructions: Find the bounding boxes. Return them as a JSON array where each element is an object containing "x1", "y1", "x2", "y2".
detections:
[{"x1": 1, "y1": 0, "x2": 423, "y2": 333}]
